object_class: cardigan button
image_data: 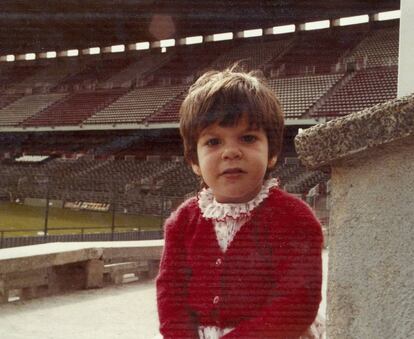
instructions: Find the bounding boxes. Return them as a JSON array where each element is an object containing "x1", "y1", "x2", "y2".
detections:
[
  {"x1": 215, "y1": 258, "x2": 222, "y2": 266},
  {"x1": 213, "y1": 296, "x2": 220, "y2": 304}
]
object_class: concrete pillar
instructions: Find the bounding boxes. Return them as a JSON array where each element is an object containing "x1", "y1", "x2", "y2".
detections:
[
  {"x1": 85, "y1": 259, "x2": 104, "y2": 288},
  {"x1": 398, "y1": 0, "x2": 414, "y2": 97},
  {"x1": 295, "y1": 94, "x2": 414, "y2": 338},
  {"x1": 148, "y1": 260, "x2": 161, "y2": 279},
  {"x1": 21, "y1": 286, "x2": 37, "y2": 300},
  {"x1": 0, "y1": 280, "x2": 8, "y2": 304}
]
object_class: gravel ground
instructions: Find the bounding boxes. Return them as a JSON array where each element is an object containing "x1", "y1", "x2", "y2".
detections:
[{"x1": 0, "y1": 280, "x2": 159, "y2": 339}]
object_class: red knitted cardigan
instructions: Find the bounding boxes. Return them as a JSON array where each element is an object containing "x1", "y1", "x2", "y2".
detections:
[{"x1": 156, "y1": 187, "x2": 323, "y2": 339}]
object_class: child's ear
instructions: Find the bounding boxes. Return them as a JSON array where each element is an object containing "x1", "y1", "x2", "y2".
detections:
[
  {"x1": 191, "y1": 163, "x2": 202, "y2": 176},
  {"x1": 268, "y1": 156, "x2": 277, "y2": 169}
]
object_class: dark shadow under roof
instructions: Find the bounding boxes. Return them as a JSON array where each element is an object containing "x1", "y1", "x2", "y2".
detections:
[{"x1": 0, "y1": 0, "x2": 400, "y2": 55}]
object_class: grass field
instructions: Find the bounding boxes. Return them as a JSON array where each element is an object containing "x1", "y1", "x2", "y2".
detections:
[{"x1": 0, "y1": 202, "x2": 162, "y2": 237}]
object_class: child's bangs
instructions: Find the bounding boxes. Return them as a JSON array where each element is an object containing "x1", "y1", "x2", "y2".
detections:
[{"x1": 197, "y1": 86, "x2": 266, "y2": 132}]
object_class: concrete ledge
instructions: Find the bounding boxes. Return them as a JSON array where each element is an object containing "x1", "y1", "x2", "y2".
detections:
[
  {"x1": 0, "y1": 241, "x2": 164, "y2": 303},
  {"x1": 0, "y1": 245, "x2": 103, "y2": 275},
  {"x1": 295, "y1": 93, "x2": 414, "y2": 169}
]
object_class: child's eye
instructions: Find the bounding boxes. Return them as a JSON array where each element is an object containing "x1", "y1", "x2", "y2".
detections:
[
  {"x1": 205, "y1": 138, "x2": 220, "y2": 147},
  {"x1": 241, "y1": 134, "x2": 257, "y2": 143}
]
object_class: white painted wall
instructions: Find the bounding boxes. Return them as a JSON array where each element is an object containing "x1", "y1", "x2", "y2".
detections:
[{"x1": 398, "y1": 0, "x2": 414, "y2": 97}]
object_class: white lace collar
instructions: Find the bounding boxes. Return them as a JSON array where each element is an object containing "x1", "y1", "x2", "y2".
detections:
[{"x1": 198, "y1": 178, "x2": 279, "y2": 221}]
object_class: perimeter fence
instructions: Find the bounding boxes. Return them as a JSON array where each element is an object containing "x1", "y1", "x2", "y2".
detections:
[{"x1": 0, "y1": 227, "x2": 163, "y2": 249}]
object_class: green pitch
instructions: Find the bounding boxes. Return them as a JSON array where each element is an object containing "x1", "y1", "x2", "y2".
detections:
[{"x1": 0, "y1": 202, "x2": 162, "y2": 237}]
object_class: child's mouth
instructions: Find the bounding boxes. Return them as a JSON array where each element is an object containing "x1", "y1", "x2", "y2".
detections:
[{"x1": 221, "y1": 168, "x2": 245, "y2": 175}]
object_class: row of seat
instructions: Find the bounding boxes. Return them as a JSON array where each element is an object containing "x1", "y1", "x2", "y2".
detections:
[
  {"x1": 0, "y1": 21, "x2": 398, "y2": 96},
  {"x1": 104, "y1": 52, "x2": 173, "y2": 88},
  {"x1": 84, "y1": 85, "x2": 186, "y2": 124},
  {"x1": 0, "y1": 65, "x2": 44, "y2": 89},
  {"x1": 345, "y1": 27, "x2": 399, "y2": 68},
  {"x1": 269, "y1": 27, "x2": 365, "y2": 77},
  {"x1": 149, "y1": 45, "x2": 219, "y2": 85},
  {"x1": 0, "y1": 65, "x2": 395, "y2": 126},
  {"x1": 212, "y1": 38, "x2": 293, "y2": 71},
  {"x1": 54, "y1": 58, "x2": 135, "y2": 90},
  {"x1": 0, "y1": 93, "x2": 24, "y2": 109},
  {"x1": 9, "y1": 61, "x2": 80, "y2": 93},
  {"x1": 269, "y1": 73, "x2": 344, "y2": 117},
  {"x1": 312, "y1": 66, "x2": 397, "y2": 117},
  {"x1": 1, "y1": 155, "x2": 326, "y2": 202},
  {"x1": 22, "y1": 89, "x2": 128, "y2": 126},
  {"x1": 148, "y1": 92, "x2": 186, "y2": 122},
  {"x1": 0, "y1": 93, "x2": 67, "y2": 126}
]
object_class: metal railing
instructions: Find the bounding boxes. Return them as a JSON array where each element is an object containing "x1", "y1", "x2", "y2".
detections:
[{"x1": 0, "y1": 225, "x2": 163, "y2": 249}]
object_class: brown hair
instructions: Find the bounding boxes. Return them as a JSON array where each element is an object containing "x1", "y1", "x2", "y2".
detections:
[{"x1": 179, "y1": 67, "x2": 284, "y2": 167}]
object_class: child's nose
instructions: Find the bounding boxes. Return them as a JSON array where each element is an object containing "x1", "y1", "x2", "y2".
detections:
[{"x1": 222, "y1": 145, "x2": 242, "y2": 160}]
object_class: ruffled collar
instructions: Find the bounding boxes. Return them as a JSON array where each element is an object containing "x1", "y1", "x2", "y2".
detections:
[{"x1": 198, "y1": 178, "x2": 279, "y2": 221}]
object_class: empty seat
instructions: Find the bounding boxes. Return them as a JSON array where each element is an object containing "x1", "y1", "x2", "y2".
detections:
[
  {"x1": 22, "y1": 89, "x2": 128, "y2": 126},
  {"x1": 312, "y1": 66, "x2": 397, "y2": 117}
]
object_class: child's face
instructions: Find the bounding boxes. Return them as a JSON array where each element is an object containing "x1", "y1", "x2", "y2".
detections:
[{"x1": 191, "y1": 114, "x2": 276, "y2": 203}]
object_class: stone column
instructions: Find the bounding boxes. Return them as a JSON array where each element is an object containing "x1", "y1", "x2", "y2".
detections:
[
  {"x1": 295, "y1": 94, "x2": 414, "y2": 338},
  {"x1": 399, "y1": 0, "x2": 414, "y2": 97}
]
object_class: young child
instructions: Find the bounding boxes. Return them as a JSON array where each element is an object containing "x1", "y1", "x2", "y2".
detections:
[{"x1": 156, "y1": 67, "x2": 324, "y2": 339}]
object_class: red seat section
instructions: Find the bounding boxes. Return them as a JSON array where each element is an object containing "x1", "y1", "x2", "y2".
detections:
[
  {"x1": 0, "y1": 93, "x2": 24, "y2": 110},
  {"x1": 84, "y1": 85, "x2": 187, "y2": 124},
  {"x1": 268, "y1": 26, "x2": 365, "y2": 77},
  {"x1": 148, "y1": 92, "x2": 186, "y2": 123},
  {"x1": 212, "y1": 37, "x2": 293, "y2": 72},
  {"x1": 344, "y1": 25, "x2": 399, "y2": 69},
  {"x1": 269, "y1": 73, "x2": 344, "y2": 118},
  {"x1": 53, "y1": 58, "x2": 134, "y2": 92},
  {"x1": 102, "y1": 52, "x2": 173, "y2": 89},
  {"x1": 312, "y1": 66, "x2": 398, "y2": 117},
  {"x1": 0, "y1": 93, "x2": 68, "y2": 126},
  {"x1": 21, "y1": 89, "x2": 128, "y2": 126},
  {"x1": 0, "y1": 65, "x2": 44, "y2": 91}
]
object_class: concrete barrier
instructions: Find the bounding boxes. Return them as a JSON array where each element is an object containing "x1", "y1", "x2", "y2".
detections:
[{"x1": 295, "y1": 93, "x2": 414, "y2": 338}]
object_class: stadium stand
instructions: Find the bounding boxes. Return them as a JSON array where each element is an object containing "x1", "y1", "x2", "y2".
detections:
[
  {"x1": 21, "y1": 89, "x2": 128, "y2": 126},
  {"x1": 101, "y1": 52, "x2": 173, "y2": 89},
  {"x1": 268, "y1": 27, "x2": 364, "y2": 77},
  {"x1": 268, "y1": 73, "x2": 344, "y2": 118},
  {"x1": 210, "y1": 37, "x2": 293, "y2": 72},
  {"x1": 0, "y1": 19, "x2": 401, "y2": 220},
  {"x1": 8, "y1": 60, "x2": 80, "y2": 94},
  {"x1": 269, "y1": 157, "x2": 329, "y2": 194},
  {"x1": 0, "y1": 64, "x2": 44, "y2": 91},
  {"x1": 148, "y1": 91, "x2": 186, "y2": 122},
  {"x1": 88, "y1": 133, "x2": 147, "y2": 157},
  {"x1": 84, "y1": 85, "x2": 187, "y2": 124},
  {"x1": 0, "y1": 21, "x2": 400, "y2": 128},
  {"x1": 115, "y1": 137, "x2": 182, "y2": 159},
  {"x1": 151, "y1": 162, "x2": 199, "y2": 197},
  {"x1": 0, "y1": 93, "x2": 67, "y2": 126},
  {"x1": 148, "y1": 44, "x2": 221, "y2": 85},
  {"x1": 0, "y1": 93, "x2": 24, "y2": 109},
  {"x1": 53, "y1": 57, "x2": 134, "y2": 92},
  {"x1": 312, "y1": 66, "x2": 398, "y2": 117},
  {"x1": 0, "y1": 151, "x2": 324, "y2": 210},
  {"x1": 344, "y1": 24, "x2": 399, "y2": 68},
  {"x1": 18, "y1": 132, "x2": 113, "y2": 156}
]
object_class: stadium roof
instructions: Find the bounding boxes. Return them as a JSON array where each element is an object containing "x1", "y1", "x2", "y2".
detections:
[{"x1": 0, "y1": 0, "x2": 400, "y2": 55}]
